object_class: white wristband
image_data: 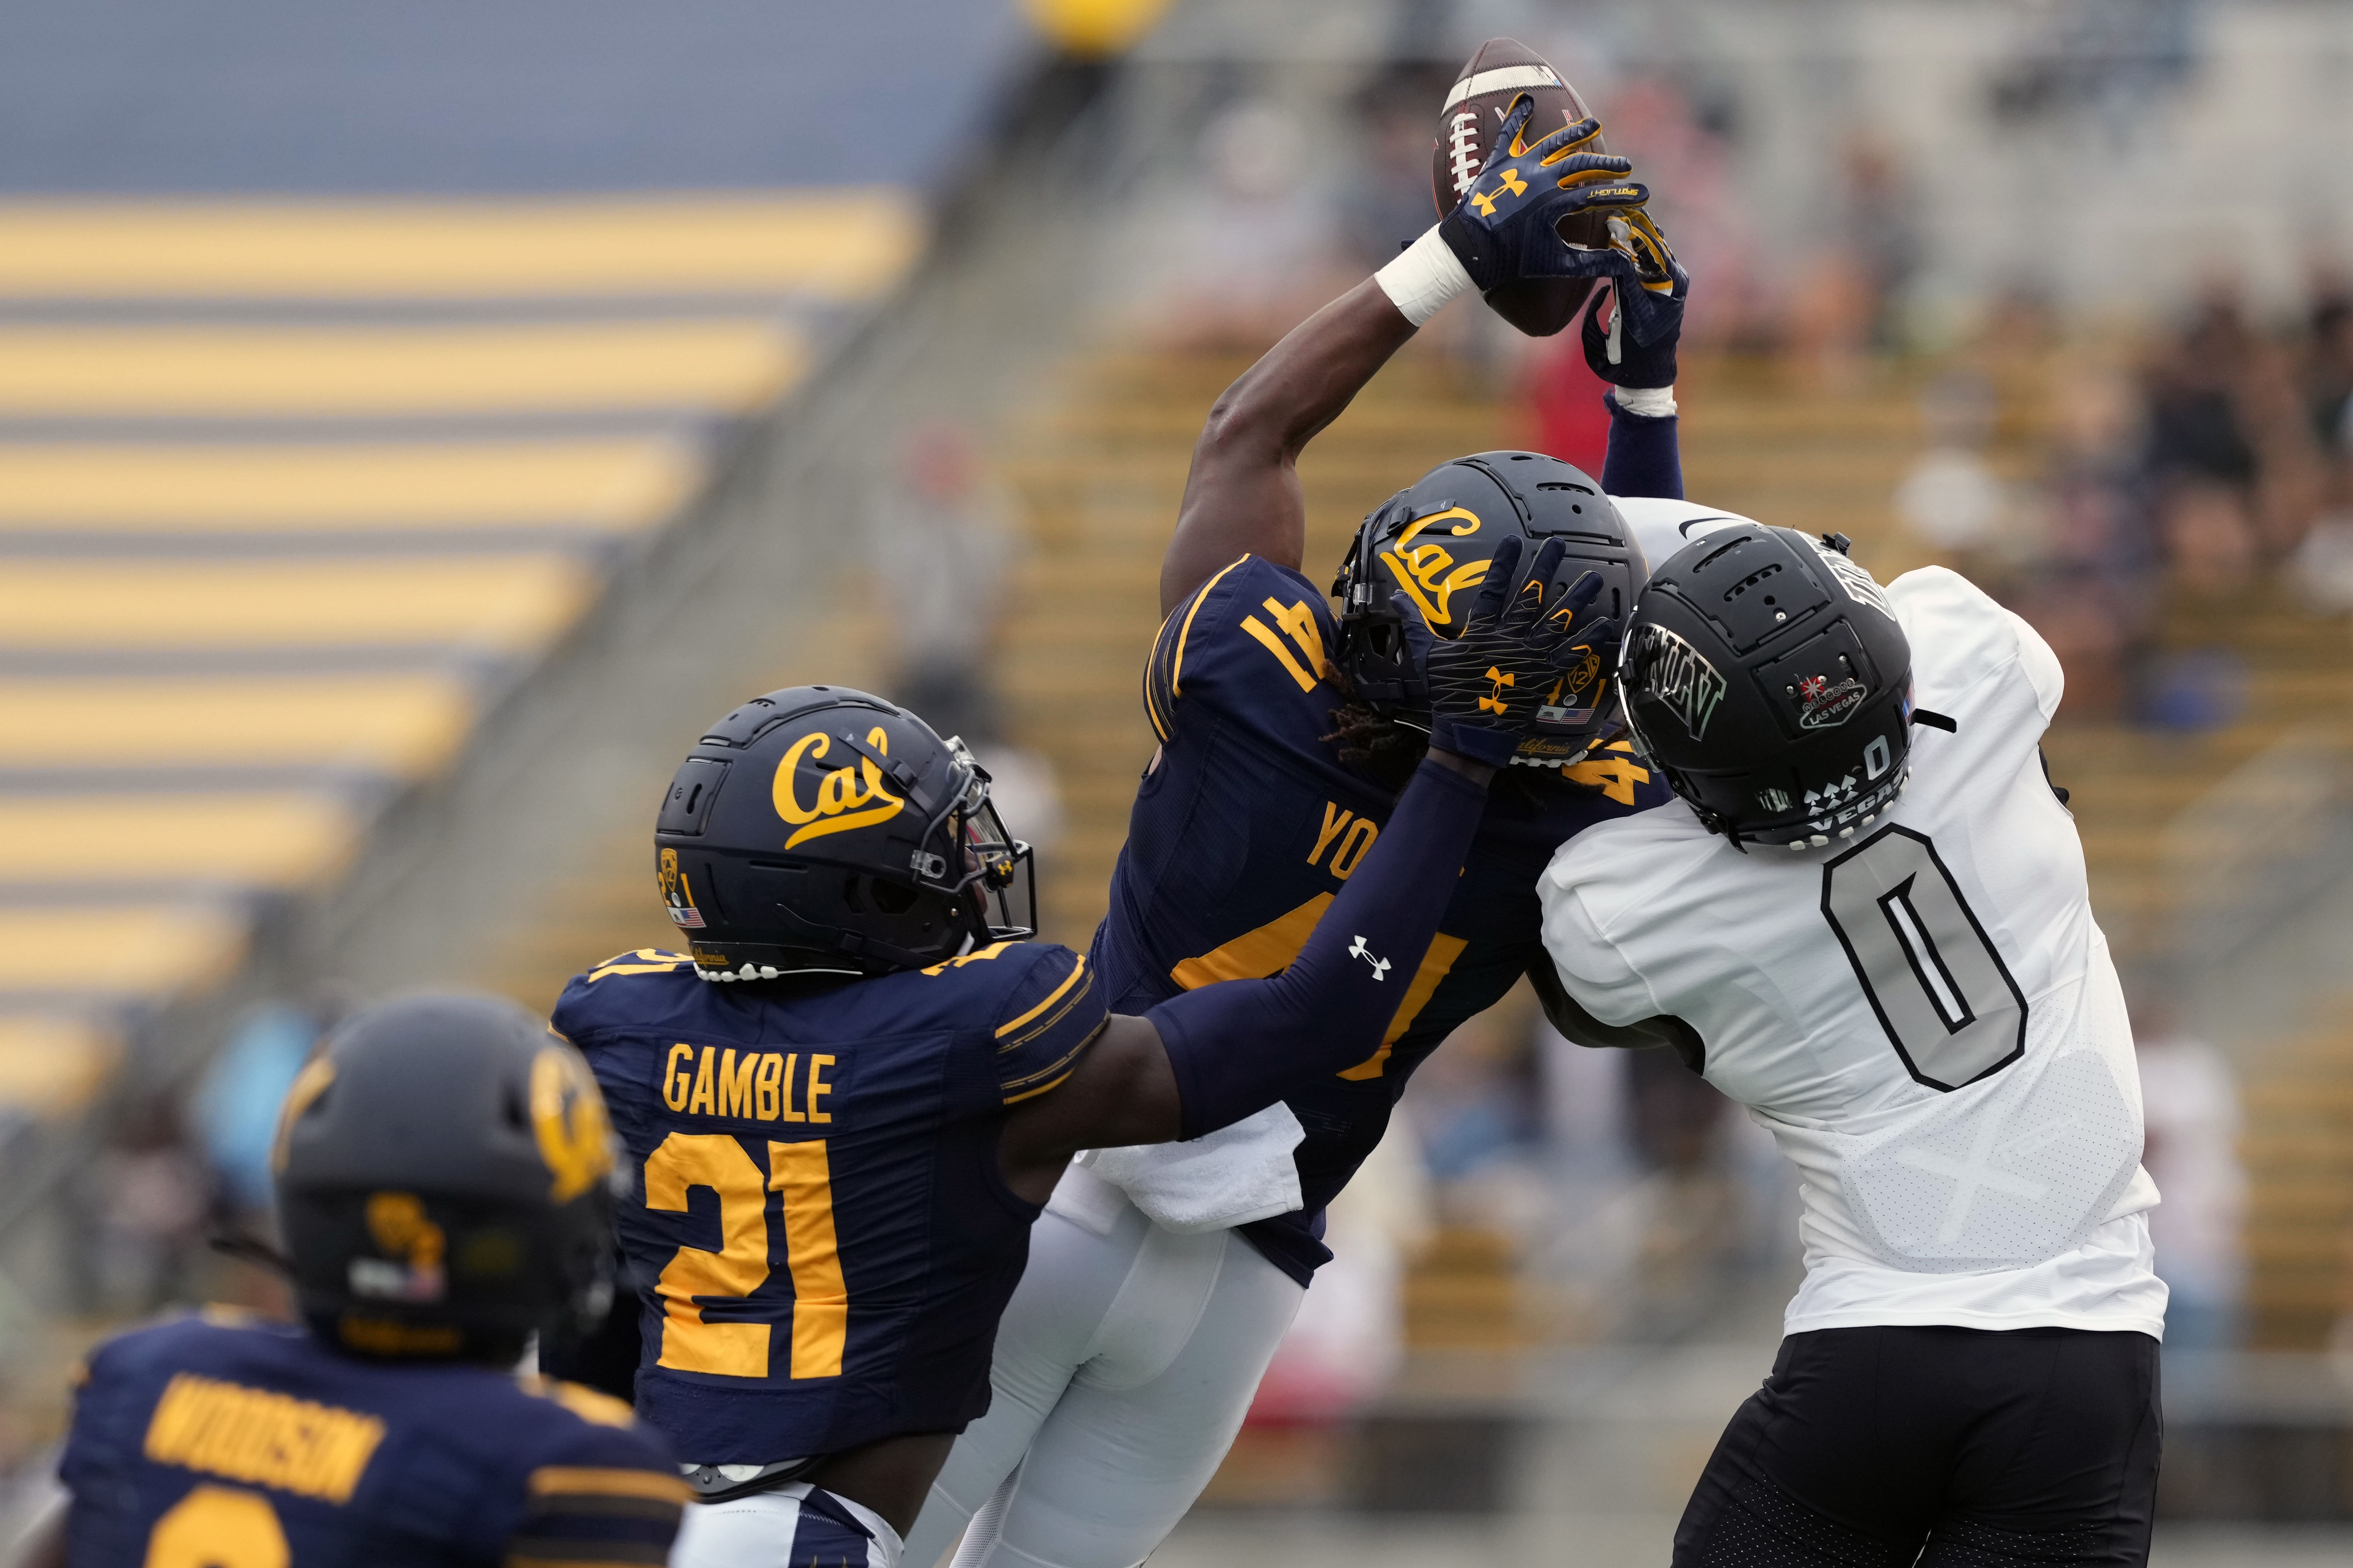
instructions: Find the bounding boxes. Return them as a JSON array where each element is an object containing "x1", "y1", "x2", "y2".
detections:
[
  {"x1": 1612, "y1": 384, "x2": 1677, "y2": 418},
  {"x1": 1375, "y1": 226, "x2": 1475, "y2": 327}
]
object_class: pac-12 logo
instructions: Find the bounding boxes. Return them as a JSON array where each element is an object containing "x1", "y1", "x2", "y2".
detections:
[{"x1": 772, "y1": 727, "x2": 905, "y2": 849}]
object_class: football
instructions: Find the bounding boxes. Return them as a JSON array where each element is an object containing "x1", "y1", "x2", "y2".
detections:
[{"x1": 1431, "y1": 37, "x2": 1611, "y2": 337}]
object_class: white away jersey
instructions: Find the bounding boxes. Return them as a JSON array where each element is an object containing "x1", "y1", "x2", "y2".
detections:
[{"x1": 1539, "y1": 566, "x2": 2166, "y2": 1337}]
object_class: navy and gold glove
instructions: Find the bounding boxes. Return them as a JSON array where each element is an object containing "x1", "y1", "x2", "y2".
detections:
[
  {"x1": 1438, "y1": 99, "x2": 1651, "y2": 295},
  {"x1": 1580, "y1": 207, "x2": 1689, "y2": 390},
  {"x1": 1424, "y1": 536, "x2": 1600, "y2": 768}
]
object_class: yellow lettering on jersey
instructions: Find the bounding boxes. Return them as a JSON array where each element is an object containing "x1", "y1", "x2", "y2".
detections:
[
  {"x1": 773, "y1": 729, "x2": 905, "y2": 850},
  {"x1": 1308, "y1": 803, "x2": 1353, "y2": 868},
  {"x1": 1562, "y1": 742, "x2": 1650, "y2": 806},
  {"x1": 662, "y1": 1044, "x2": 694, "y2": 1111},
  {"x1": 769, "y1": 1140, "x2": 847, "y2": 1378},
  {"x1": 1328, "y1": 817, "x2": 1379, "y2": 879},
  {"x1": 777, "y1": 1054, "x2": 807, "y2": 1123},
  {"x1": 527, "y1": 1463, "x2": 690, "y2": 1501},
  {"x1": 717, "y1": 1050, "x2": 756, "y2": 1119},
  {"x1": 644, "y1": 1134, "x2": 770, "y2": 1377},
  {"x1": 922, "y1": 941, "x2": 1017, "y2": 975},
  {"x1": 807, "y1": 1055, "x2": 835, "y2": 1124},
  {"x1": 1264, "y1": 596, "x2": 1326, "y2": 674},
  {"x1": 686, "y1": 1048, "x2": 717, "y2": 1116},
  {"x1": 755, "y1": 1052, "x2": 784, "y2": 1119},
  {"x1": 144, "y1": 1374, "x2": 385, "y2": 1504},
  {"x1": 1170, "y1": 898, "x2": 1467, "y2": 1079},
  {"x1": 143, "y1": 1485, "x2": 288, "y2": 1568},
  {"x1": 1379, "y1": 506, "x2": 1487, "y2": 628},
  {"x1": 1240, "y1": 615, "x2": 1316, "y2": 693}
]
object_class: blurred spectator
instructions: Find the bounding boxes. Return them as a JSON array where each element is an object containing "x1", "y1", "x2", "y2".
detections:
[
  {"x1": 194, "y1": 997, "x2": 337, "y2": 1230},
  {"x1": 1247, "y1": 1111, "x2": 1433, "y2": 1425},
  {"x1": 2131, "y1": 996, "x2": 2247, "y2": 1351},
  {"x1": 82, "y1": 1104, "x2": 211, "y2": 1316},
  {"x1": 867, "y1": 420, "x2": 1065, "y2": 865},
  {"x1": 1895, "y1": 369, "x2": 2008, "y2": 556}
]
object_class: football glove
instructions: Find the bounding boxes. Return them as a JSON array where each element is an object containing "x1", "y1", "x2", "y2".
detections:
[
  {"x1": 1438, "y1": 98, "x2": 1652, "y2": 295},
  {"x1": 1424, "y1": 536, "x2": 1603, "y2": 768},
  {"x1": 1580, "y1": 207, "x2": 1689, "y2": 389}
]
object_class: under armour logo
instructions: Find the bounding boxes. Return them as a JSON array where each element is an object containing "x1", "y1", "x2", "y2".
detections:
[
  {"x1": 1470, "y1": 167, "x2": 1527, "y2": 217},
  {"x1": 1347, "y1": 936, "x2": 1391, "y2": 981},
  {"x1": 1479, "y1": 666, "x2": 1514, "y2": 715}
]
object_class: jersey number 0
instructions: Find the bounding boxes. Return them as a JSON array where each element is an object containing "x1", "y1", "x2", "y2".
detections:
[{"x1": 1821, "y1": 825, "x2": 2028, "y2": 1092}]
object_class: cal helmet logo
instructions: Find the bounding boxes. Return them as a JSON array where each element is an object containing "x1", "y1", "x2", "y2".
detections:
[
  {"x1": 530, "y1": 1046, "x2": 613, "y2": 1203},
  {"x1": 1633, "y1": 623, "x2": 1728, "y2": 741},
  {"x1": 772, "y1": 727, "x2": 905, "y2": 849},
  {"x1": 1797, "y1": 673, "x2": 1868, "y2": 730},
  {"x1": 657, "y1": 847, "x2": 704, "y2": 928},
  {"x1": 1378, "y1": 506, "x2": 1488, "y2": 629}
]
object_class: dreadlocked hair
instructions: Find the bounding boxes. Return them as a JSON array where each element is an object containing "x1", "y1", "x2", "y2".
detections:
[{"x1": 1320, "y1": 660, "x2": 1426, "y2": 775}]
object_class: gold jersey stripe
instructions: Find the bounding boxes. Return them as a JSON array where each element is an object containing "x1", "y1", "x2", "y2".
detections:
[
  {"x1": 1169, "y1": 554, "x2": 1250, "y2": 701},
  {"x1": 0, "y1": 192, "x2": 920, "y2": 301},
  {"x1": 993, "y1": 955, "x2": 1087, "y2": 1039},
  {"x1": 527, "y1": 1466, "x2": 692, "y2": 1503},
  {"x1": 0, "y1": 440, "x2": 692, "y2": 533},
  {"x1": 0, "y1": 321, "x2": 801, "y2": 419}
]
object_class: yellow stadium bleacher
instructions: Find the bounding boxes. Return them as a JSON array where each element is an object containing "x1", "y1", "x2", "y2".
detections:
[
  {"x1": 0, "y1": 321, "x2": 804, "y2": 419},
  {"x1": 0, "y1": 674, "x2": 477, "y2": 776},
  {"x1": 0, "y1": 440, "x2": 695, "y2": 534},
  {"x1": 0, "y1": 556, "x2": 594, "y2": 653},
  {"x1": 0, "y1": 190, "x2": 922, "y2": 1129}
]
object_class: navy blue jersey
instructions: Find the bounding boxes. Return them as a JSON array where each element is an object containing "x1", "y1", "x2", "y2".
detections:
[
  {"x1": 1099, "y1": 554, "x2": 1672, "y2": 1283},
  {"x1": 59, "y1": 1309, "x2": 682, "y2": 1568},
  {"x1": 551, "y1": 941, "x2": 1104, "y2": 1465}
]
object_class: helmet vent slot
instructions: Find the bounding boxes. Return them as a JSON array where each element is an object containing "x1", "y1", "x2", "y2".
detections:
[{"x1": 1721, "y1": 562, "x2": 1784, "y2": 602}]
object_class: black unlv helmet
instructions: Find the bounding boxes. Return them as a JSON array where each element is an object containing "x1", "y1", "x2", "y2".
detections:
[
  {"x1": 653, "y1": 685, "x2": 1034, "y2": 980},
  {"x1": 1620, "y1": 526, "x2": 1913, "y2": 850},
  {"x1": 274, "y1": 995, "x2": 615, "y2": 1363},
  {"x1": 1333, "y1": 451, "x2": 1645, "y2": 767}
]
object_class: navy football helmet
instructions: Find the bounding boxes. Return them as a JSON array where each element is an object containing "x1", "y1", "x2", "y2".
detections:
[
  {"x1": 274, "y1": 995, "x2": 616, "y2": 1364},
  {"x1": 1332, "y1": 451, "x2": 1645, "y2": 767},
  {"x1": 1619, "y1": 526, "x2": 1914, "y2": 849},
  {"x1": 652, "y1": 685, "x2": 1035, "y2": 979}
]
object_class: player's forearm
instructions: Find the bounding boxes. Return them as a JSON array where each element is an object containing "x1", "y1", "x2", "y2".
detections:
[
  {"x1": 1599, "y1": 389, "x2": 1683, "y2": 500},
  {"x1": 1148, "y1": 754, "x2": 1489, "y2": 1138},
  {"x1": 1162, "y1": 279, "x2": 1419, "y2": 612}
]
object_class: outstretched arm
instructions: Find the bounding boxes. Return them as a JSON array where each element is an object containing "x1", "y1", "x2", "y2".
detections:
[
  {"x1": 1161, "y1": 281, "x2": 1420, "y2": 615},
  {"x1": 1162, "y1": 102, "x2": 1649, "y2": 615}
]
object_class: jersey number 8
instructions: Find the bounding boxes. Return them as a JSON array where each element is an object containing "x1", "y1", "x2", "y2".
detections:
[{"x1": 1821, "y1": 826, "x2": 2028, "y2": 1092}]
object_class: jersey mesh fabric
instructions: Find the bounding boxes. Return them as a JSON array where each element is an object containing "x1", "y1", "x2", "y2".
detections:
[
  {"x1": 59, "y1": 1312, "x2": 681, "y2": 1567},
  {"x1": 552, "y1": 943, "x2": 1104, "y2": 1462},
  {"x1": 1539, "y1": 567, "x2": 2165, "y2": 1336},
  {"x1": 1105, "y1": 553, "x2": 1668, "y2": 1283}
]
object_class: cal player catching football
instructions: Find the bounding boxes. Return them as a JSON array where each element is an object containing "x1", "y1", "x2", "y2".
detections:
[
  {"x1": 905, "y1": 99, "x2": 1693, "y2": 1568},
  {"x1": 548, "y1": 546, "x2": 1594, "y2": 1568},
  {"x1": 17, "y1": 997, "x2": 687, "y2": 1568},
  {"x1": 1539, "y1": 524, "x2": 2165, "y2": 1566}
]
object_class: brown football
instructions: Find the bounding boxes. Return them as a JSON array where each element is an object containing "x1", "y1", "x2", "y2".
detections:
[{"x1": 1431, "y1": 36, "x2": 1610, "y2": 337}]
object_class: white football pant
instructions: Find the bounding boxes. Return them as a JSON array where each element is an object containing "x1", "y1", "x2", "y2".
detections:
[
  {"x1": 673, "y1": 1480, "x2": 903, "y2": 1568},
  {"x1": 902, "y1": 1164, "x2": 1304, "y2": 1568}
]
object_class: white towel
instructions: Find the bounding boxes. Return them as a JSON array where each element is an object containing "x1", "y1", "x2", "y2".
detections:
[{"x1": 1079, "y1": 1103, "x2": 1306, "y2": 1234}]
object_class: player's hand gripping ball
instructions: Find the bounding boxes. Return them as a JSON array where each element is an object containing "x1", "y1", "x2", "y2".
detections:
[
  {"x1": 1580, "y1": 206, "x2": 1691, "y2": 391},
  {"x1": 1423, "y1": 536, "x2": 1607, "y2": 769},
  {"x1": 1436, "y1": 98, "x2": 1649, "y2": 321}
]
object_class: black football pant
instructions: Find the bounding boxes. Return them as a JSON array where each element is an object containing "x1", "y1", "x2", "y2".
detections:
[{"x1": 1673, "y1": 1325, "x2": 2162, "y2": 1567}]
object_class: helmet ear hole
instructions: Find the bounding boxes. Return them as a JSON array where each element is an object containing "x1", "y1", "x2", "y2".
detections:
[{"x1": 871, "y1": 879, "x2": 917, "y2": 915}]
